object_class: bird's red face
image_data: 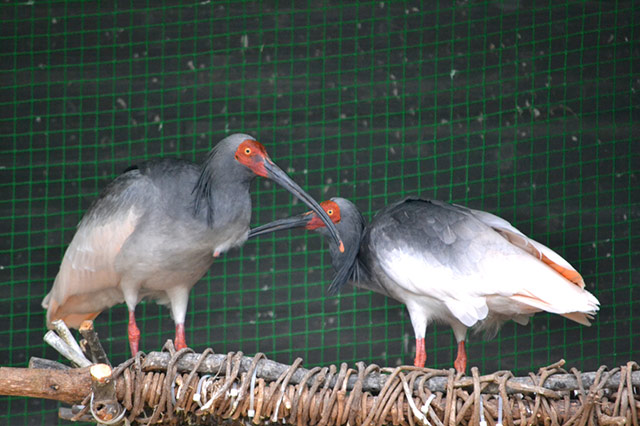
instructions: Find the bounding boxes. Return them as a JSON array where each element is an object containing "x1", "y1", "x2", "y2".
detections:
[
  {"x1": 235, "y1": 139, "x2": 345, "y2": 251},
  {"x1": 234, "y1": 139, "x2": 272, "y2": 177},
  {"x1": 307, "y1": 200, "x2": 341, "y2": 230}
]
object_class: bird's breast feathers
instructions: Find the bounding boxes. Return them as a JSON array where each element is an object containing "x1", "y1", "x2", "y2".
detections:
[{"x1": 212, "y1": 228, "x2": 249, "y2": 256}]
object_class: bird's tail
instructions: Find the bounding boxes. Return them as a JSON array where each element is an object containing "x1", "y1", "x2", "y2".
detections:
[
  {"x1": 509, "y1": 287, "x2": 599, "y2": 325},
  {"x1": 42, "y1": 292, "x2": 100, "y2": 329},
  {"x1": 473, "y1": 208, "x2": 600, "y2": 324},
  {"x1": 508, "y1": 236, "x2": 600, "y2": 324}
]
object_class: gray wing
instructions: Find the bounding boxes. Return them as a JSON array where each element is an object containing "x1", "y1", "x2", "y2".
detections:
[
  {"x1": 42, "y1": 167, "x2": 160, "y2": 327},
  {"x1": 364, "y1": 197, "x2": 598, "y2": 327},
  {"x1": 362, "y1": 197, "x2": 502, "y2": 326},
  {"x1": 366, "y1": 198, "x2": 490, "y2": 275}
]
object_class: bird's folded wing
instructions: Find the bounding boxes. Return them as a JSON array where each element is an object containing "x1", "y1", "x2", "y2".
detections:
[
  {"x1": 370, "y1": 200, "x2": 598, "y2": 328},
  {"x1": 43, "y1": 173, "x2": 154, "y2": 326},
  {"x1": 468, "y1": 208, "x2": 585, "y2": 288}
]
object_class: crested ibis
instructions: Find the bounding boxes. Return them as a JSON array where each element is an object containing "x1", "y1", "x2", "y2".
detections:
[
  {"x1": 249, "y1": 196, "x2": 600, "y2": 373},
  {"x1": 42, "y1": 133, "x2": 343, "y2": 355}
]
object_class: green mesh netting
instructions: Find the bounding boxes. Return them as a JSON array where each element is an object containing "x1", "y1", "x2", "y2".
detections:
[{"x1": 1, "y1": 1, "x2": 638, "y2": 424}]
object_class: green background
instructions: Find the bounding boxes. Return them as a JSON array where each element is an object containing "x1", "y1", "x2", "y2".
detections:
[{"x1": 1, "y1": 1, "x2": 638, "y2": 424}]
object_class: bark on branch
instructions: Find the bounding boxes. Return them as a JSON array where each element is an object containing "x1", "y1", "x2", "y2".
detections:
[{"x1": 0, "y1": 367, "x2": 92, "y2": 405}]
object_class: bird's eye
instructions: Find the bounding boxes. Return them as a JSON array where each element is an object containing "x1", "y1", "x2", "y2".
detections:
[
  {"x1": 244, "y1": 147, "x2": 252, "y2": 155},
  {"x1": 327, "y1": 209, "x2": 334, "y2": 215}
]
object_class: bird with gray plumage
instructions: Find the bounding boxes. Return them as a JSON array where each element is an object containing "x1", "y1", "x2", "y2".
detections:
[
  {"x1": 249, "y1": 196, "x2": 600, "y2": 373},
  {"x1": 42, "y1": 133, "x2": 343, "y2": 355}
]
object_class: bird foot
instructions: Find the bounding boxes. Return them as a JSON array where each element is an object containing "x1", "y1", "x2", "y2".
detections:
[{"x1": 454, "y1": 341, "x2": 467, "y2": 374}]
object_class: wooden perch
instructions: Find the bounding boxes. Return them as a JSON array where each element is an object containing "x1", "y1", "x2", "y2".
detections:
[
  {"x1": 79, "y1": 320, "x2": 110, "y2": 366},
  {"x1": 87, "y1": 363, "x2": 125, "y2": 423},
  {"x1": 2, "y1": 325, "x2": 637, "y2": 426},
  {"x1": 0, "y1": 349, "x2": 638, "y2": 426},
  {"x1": 44, "y1": 321, "x2": 91, "y2": 368},
  {"x1": 0, "y1": 364, "x2": 615, "y2": 422},
  {"x1": 0, "y1": 366, "x2": 92, "y2": 405},
  {"x1": 28, "y1": 357, "x2": 70, "y2": 371},
  {"x1": 0, "y1": 365, "x2": 130, "y2": 407},
  {"x1": 141, "y1": 351, "x2": 640, "y2": 395}
]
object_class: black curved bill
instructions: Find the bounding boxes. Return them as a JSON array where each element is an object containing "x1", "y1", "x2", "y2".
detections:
[
  {"x1": 263, "y1": 161, "x2": 344, "y2": 252},
  {"x1": 248, "y1": 213, "x2": 312, "y2": 239}
]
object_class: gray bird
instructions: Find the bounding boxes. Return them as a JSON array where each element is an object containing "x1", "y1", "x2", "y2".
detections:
[
  {"x1": 42, "y1": 134, "x2": 343, "y2": 355},
  {"x1": 249, "y1": 197, "x2": 599, "y2": 373}
]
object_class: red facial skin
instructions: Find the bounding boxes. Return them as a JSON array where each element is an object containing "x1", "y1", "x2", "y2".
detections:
[
  {"x1": 306, "y1": 200, "x2": 341, "y2": 230},
  {"x1": 234, "y1": 139, "x2": 272, "y2": 177}
]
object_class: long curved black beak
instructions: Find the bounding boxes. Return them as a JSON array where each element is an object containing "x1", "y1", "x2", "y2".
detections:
[
  {"x1": 263, "y1": 160, "x2": 344, "y2": 252},
  {"x1": 248, "y1": 213, "x2": 312, "y2": 239}
]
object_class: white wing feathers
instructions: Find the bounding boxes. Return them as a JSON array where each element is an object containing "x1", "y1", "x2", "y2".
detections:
[
  {"x1": 469, "y1": 208, "x2": 585, "y2": 288},
  {"x1": 376, "y1": 208, "x2": 599, "y2": 329}
]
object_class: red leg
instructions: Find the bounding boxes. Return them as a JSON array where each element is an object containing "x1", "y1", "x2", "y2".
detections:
[
  {"x1": 413, "y1": 337, "x2": 427, "y2": 367},
  {"x1": 128, "y1": 310, "x2": 140, "y2": 356},
  {"x1": 454, "y1": 340, "x2": 467, "y2": 374},
  {"x1": 174, "y1": 323, "x2": 187, "y2": 351}
]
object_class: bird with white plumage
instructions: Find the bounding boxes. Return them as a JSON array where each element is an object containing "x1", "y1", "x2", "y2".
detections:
[{"x1": 249, "y1": 196, "x2": 599, "y2": 372}]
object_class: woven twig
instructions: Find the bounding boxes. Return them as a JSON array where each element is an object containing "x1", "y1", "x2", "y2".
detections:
[{"x1": 82, "y1": 344, "x2": 639, "y2": 426}]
